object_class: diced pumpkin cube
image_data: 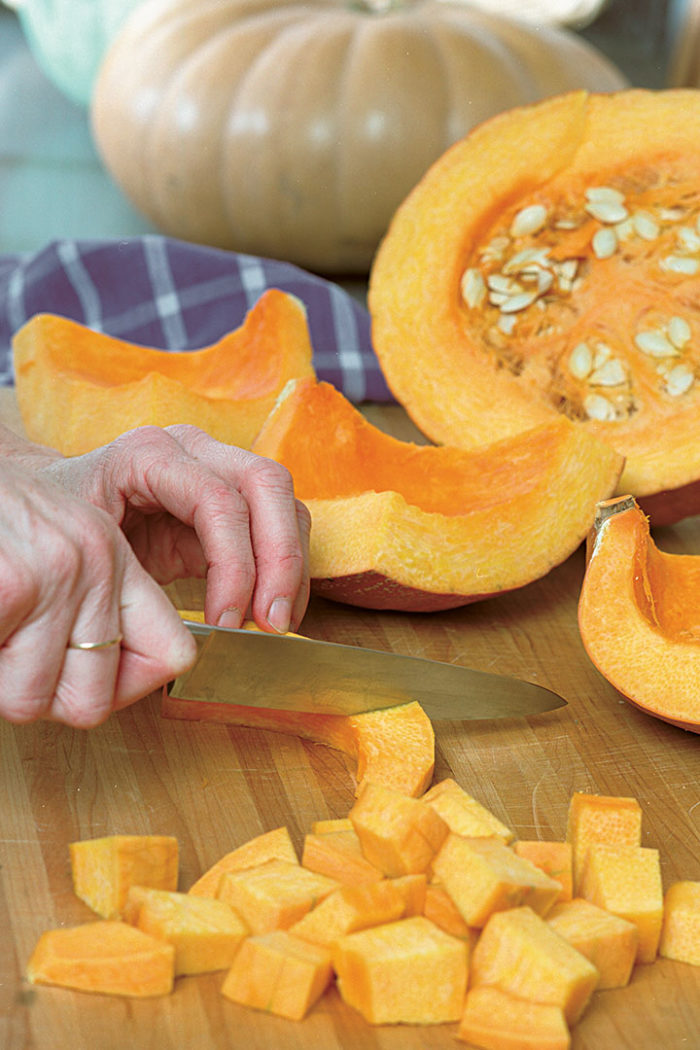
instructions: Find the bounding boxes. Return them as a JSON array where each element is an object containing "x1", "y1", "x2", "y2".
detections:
[
  {"x1": 69, "y1": 835, "x2": 178, "y2": 919},
  {"x1": 188, "y1": 826, "x2": 297, "y2": 898},
  {"x1": 124, "y1": 887, "x2": 248, "y2": 975},
  {"x1": 27, "y1": 920, "x2": 174, "y2": 998},
  {"x1": 217, "y1": 858, "x2": 338, "y2": 934},
  {"x1": 660, "y1": 881, "x2": 700, "y2": 966},
  {"x1": 546, "y1": 897, "x2": 638, "y2": 989},
  {"x1": 458, "y1": 985, "x2": 571, "y2": 1050},
  {"x1": 349, "y1": 782, "x2": 448, "y2": 876},
  {"x1": 513, "y1": 841, "x2": 573, "y2": 903},
  {"x1": 431, "y1": 834, "x2": 562, "y2": 927},
  {"x1": 422, "y1": 778, "x2": 514, "y2": 843},
  {"x1": 565, "y1": 792, "x2": 642, "y2": 892},
  {"x1": 311, "y1": 818, "x2": 354, "y2": 834},
  {"x1": 289, "y1": 875, "x2": 426, "y2": 948},
  {"x1": 470, "y1": 906, "x2": 599, "y2": 1026},
  {"x1": 302, "y1": 829, "x2": 384, "y2": 885},
  {"x1": 423, "y1": 882, "x2": 475, "y2": 942},
  {"x1": 221, "y1": 931, "x2": 333, "y2": 1021},
  {"x1": 333, "y1": 915, "x2": 468, "y2": 1024},
  {"x1": 579, "y1": 844, "x2": 663, "y2": 963}
]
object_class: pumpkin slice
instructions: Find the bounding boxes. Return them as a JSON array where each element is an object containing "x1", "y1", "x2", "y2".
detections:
[
  {"x1": 163, "y1": 610, "x2": 434, "y2": 797},
  {"x1": 578, "y1": 495, "x2": 700, "y2": 732},
  {"x1": 251, "y1": 376, "x2": 622, "y2": 611},
  {"x1": 12, "y1": 288, "x2": 315, "y2": 456},
  {"x1": 369, "y1": 88, "x2": 700, "y2": 523}
]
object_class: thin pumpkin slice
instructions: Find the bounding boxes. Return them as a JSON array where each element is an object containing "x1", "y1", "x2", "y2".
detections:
[
  {"x1": 369, "y1": 88, "x2": 700, "y2": 524},
  {"x1": 250, "y1": 376, "x2": 623, "y2": 611},
  {"x1": 162, "y1": 612, "x2": 435, "y2": 797},
  {"x1": 578, "y1": 495, "x2": 700, "y2": 733},
  {"x1": 12, "y1": 288, "x2": 315, "y2": 455}
]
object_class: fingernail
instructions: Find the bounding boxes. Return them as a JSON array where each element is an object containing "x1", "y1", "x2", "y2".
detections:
[
  {"x1": 267, "y1": 597, "x2": 291, "y2": 634},
  {"x1": 217, "y1": 608, "x2": 242, "y2": 629}
]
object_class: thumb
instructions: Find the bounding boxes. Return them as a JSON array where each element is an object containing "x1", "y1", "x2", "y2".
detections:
[{"x1": 113, "y1": 555, "x2": 197, "y2": 710}]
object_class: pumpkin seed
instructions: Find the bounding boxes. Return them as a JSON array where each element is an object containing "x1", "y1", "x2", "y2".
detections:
[
  {"x1": 498, "y1": 314, "x2": 517, "y2": 335},
  {"x1": 665, "y1": 364, "x2": 695, "y2": 396},
  {"x1": 480, "y1": 236, "x2": 510, "y2": 262},
  {"x1": 677, "y1": 226, "x2": 700, "y2": 253},
  {"x1": 460, "y1": 267, "x2": 486, "y2": 308},
  {"x1": 567, "y1": 342, "x2": 593, "y2": 380},
  {"x1": 632, "y1": 211, "x2": 660, "y2": 240},
  {"x1": 660, "y1": 255, "x2": 700, "y2": 275},
  {"x1": 668, "y1": 316, "x2": 692, "y2": 349},
  {"x1": 558, "y1": 260, "x2": 579, "y2": 282},
  {"x1": 586, "y1": 185, "x2": 625, "y2": 203},
  {"x1": 583, "y1": 393, "x2": 617, "y2": 421},
  {"x1": 585, "y1": 199, "x2": 629, "y2": 224},
  {"x1": 592, "y1": 227, "x2": 618, "y2": 259},
  {"x1": 502, "y1": 247, "x2": 551, "y2": 274},
  {"x1": 510, "y1": 204, "x2": 547, "y2": 238},
  {"x1": 660, "y1": 207, "x2": 684, "y2": 222},
  {"x1": 614, "y1": 218, "x2": 635, "y2": 241},
  {"x1": 593, "y1": 342, "x2": 613, "y2": 367},
  {"x1": 499, "y1": 290, "x2": 539, "y2": 314},
  {"x1": 589, "y1": 358, "x2": 627, "y2": 386},
  {"x1": 487, "y1": 273, "x2": 521, "y2": 294},
  {"x1": 537, "y1": 269, "x2": 554, "y2": 294},
  {"x1": 634, "y1": 330, "x2": 680, "y2": 358}
]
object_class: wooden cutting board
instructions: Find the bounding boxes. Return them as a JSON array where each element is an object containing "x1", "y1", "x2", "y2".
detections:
[{"x1": 1, "y1": 390, "x2": 699, "y2": 1049}]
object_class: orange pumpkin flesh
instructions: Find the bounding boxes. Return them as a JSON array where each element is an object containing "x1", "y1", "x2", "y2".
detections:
[
  {"x1": 251, "y1": 376, "x2": 623, "y2": 611},
  {"x1": 578, "y1": 496, "x2": 700, "y2": 733},
  {"x1": 162, "y1": 612, "x2": 434, "y2": 797},
  {"x1": 369, "y1": 88, "x2": 700, "y2": 523},
  {"x1": 12, "y1": 289, "x2": 315, "y2": 456}
]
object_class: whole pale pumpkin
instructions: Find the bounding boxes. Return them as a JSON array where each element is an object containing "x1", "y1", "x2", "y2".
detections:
[{"x1": 91, "y1": 0, "x2": 625, "y2": 274}]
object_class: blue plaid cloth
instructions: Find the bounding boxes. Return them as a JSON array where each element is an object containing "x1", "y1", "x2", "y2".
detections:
[{"x1": 0, "y1": 236, "x2": 393, "y2": 402}]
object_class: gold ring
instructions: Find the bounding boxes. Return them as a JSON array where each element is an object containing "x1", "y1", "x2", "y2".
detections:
[{"x1": 68, "y1": 634, "x2": 123, "y2": 651}]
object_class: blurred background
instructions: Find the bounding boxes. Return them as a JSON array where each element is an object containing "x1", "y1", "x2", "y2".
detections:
[{"x1": 0, "y1": 0, "x2": 695, "y2": 262}]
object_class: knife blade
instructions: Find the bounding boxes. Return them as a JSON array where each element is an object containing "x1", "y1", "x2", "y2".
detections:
[{"x1": 167, "y1": 620, "x2": 566, "y2": 721}]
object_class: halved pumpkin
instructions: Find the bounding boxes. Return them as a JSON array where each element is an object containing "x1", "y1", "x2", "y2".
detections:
[
  {"x1": 12, "y1": 289, "x2": 315, "y2": 456},
  {"x1": 578, "y1": 495, "x2": 700, "y2": 732},
  {"x1": 251, "y1": 376, "x2": 623, "y2": 611},
  {"x1": 369, "y1": 88, "x2": 700, "y2": 523}
]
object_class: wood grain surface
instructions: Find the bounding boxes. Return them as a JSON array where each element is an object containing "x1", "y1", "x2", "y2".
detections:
[{"x1": 1, "y1": 390, "x2": 698, "y2": 1049}]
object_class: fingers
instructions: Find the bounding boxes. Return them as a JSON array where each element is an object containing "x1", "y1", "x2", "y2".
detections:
[
  {"x1": 92, "y1": 425, "x2": 311, "y2": 634},
  {"x1": 0, "y1": 469, "x2": 196, "y2": 728}
]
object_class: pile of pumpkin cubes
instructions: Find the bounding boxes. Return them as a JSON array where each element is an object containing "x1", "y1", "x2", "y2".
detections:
[{"x1": 27, "y1": 781, "x2": 700, "y2": 1048}]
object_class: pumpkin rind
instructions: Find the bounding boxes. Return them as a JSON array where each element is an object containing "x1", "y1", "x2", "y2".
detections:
[
  {"x1": 12, "y1": 290, "x2": 315, "y2": 456},
  {"x1": 369, "y1": 88, "x2": 700, "y2": 520},
  {"x1": 251, "y1": 376, "x2": 623, "y2": 611},
  {"x1": 578, "y1": 495, "x2": 700, "y2": 733},
  {"x1": 91, "y1": 0, "x2": 625, "y2": 273}
]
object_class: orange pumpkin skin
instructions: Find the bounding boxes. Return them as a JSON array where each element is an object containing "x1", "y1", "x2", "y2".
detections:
[
  {"x1": 12, "y1": 290, "x2": 315, "y2": 456},
  {"x1": 252, "y1": 376, "x2": 623, "y2": 611},
  {"x1": 578, "y1": 496, "x2": 700, "y2": 733},
  {"x1": 369, "y1": 88, "x2": 700, "y2": 524}
]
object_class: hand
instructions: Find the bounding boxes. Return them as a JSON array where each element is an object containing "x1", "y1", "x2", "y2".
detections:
[
  {"x1": 41, "y1": 424, "x2": 312, "y2": 634},
  {"x1": 0, "y1": 461, "x2": 196, "y2": 727}
]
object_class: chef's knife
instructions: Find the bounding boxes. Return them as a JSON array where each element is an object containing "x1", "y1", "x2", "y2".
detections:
[{"x1": 167, "y1": 619, "x2": 566, "y2": 721}]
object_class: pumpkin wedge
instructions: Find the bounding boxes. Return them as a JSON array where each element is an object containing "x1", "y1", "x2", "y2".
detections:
[
  {"x1": 578, "y1": 495, "x2": 700, "y2": 732},
  {"x1": 163, "y1": 612, "x2": 434, "y2": 797},
  {"x1": 251, "y1": 376, "x2": 623, "y2": 611},
  {"x1": 12, "y1": 289, "x2": 315, "y2": 456},
  {"x1": 369, "y1": 88, "x2": 700, "y2": 524}
]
